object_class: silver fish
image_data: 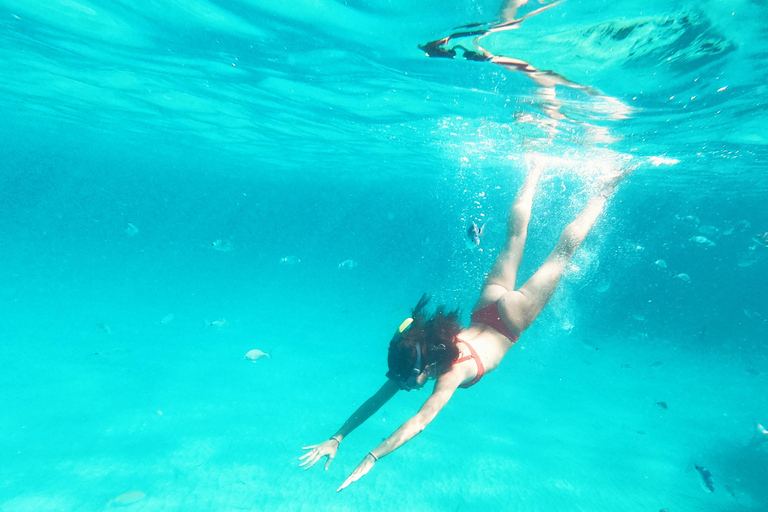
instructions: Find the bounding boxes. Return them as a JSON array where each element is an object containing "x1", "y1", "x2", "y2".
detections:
[
  {"x1": 749, "y1": 422, "x2": 768, "y2": 447},
  {"x1": 695, "y1": 465, "x2": 715, "y2": 493},
  {"x1": 738, "y1": 250, "x2": 758, "y2": 268},
  {"x1": 110, "y1": 490, "x2": 146, "y2": 506},
  {"x1": 244, "y1": 349, "x2": 271, "y2": 362},
  {"x1": 212, "y1": 239, "x2": 234, "y2": 252},
  {"x1": 595, "y1": 280, "x2": 611, "y2": 293},
  {"x1": 676, "y1": 214, "x2": 700, "y2": 225},
  {"x1": 689, "y1": 236, "x2": 715, "y2": 247},
  {"x1": 124, "y1": 223, "x2": 139, "y2": 236},
  {"x1": 338, "y1": 259, "x2": 358, "y2": 269}
]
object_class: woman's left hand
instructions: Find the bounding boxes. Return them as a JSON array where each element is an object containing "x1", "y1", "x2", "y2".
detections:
[{"x1": 337, "y1": 453, "x2": 376, "y2": 492}]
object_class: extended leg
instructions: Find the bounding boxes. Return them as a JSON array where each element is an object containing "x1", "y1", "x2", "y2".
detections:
[
  {"x1": 499, "y1": 173, "x2": 626, "y2": 333},
  {"x1": 476, "y1": 155, "x2": 543, "y2": 305}
]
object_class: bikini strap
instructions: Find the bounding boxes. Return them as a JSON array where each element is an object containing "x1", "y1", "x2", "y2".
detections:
[{"x1": 453, "y1": 338, "x2": 486, "y2": 388}]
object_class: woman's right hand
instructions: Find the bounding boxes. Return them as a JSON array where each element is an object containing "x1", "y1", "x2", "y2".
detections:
[{"x1": 299, "y1": 438, "x2": 339, "y2": 470}]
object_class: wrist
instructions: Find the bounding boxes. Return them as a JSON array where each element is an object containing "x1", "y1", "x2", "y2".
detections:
[{"x1": 330, "y1": 435, "x2": 342, "y2": 444}]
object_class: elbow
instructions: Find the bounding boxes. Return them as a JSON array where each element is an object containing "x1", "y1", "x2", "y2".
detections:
[
  {"x1": 403, "y1": 419, "x2": 427, "y2": 440},
  {"x1": 412, "y1": 415, "x2": 434, "y2": 436}
]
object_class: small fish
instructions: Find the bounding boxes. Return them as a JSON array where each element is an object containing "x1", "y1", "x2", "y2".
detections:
[
  {"x1": 689, "y1": 236, "x2": 715, "y2": 247},
  {"x1": 338, "y1": 259, "x2": 358, "y2": 269},
  {"x1": 206, "y1": 318, "x2": 229, "y2": 328},
  {"x1": 750, "y1": 422, "x2": 768, "y2": 447},
  {"x1": 676, "y1": 214, "x2": 700, "y2": 226},
  {"x1": 111, "y1": 490, "x2": 146, "y2": 506},
  {"x1": 124, "y1": 223, "x2": 139, "y2": 237},
  {"x1": 673, "y1": 273, "x2": 691, "y2": 283},
  {"x1": 212, "y1": 239, "x2": 234, "y2": 252},
  {"x1": 595, "y1": 280, "x2": 611, "y2": 293},
  {"x1": 244, "y1": 349, "x2": 271, "y2": 362},
  {"x1": 655, "y1": 401, "x2": 668, "y2": 410},
  {"x1": 735, "y1": 220, "x2": 751, "y2": 232},
  {"x1": 279, "y1": 256, "x2": 300, "y2": 265},
  {"x1": 695, "y1": 464, "x2": 715, "y2": 493},
  {"x1": 738, "y1": 255, "x2": 758, "y2": 268},
  {"x1": 648, "y1": 156, "x2": 679, "y2": 166},
  {"x1": 649, "y1": 361, "x2": 664, "y2": 367},
  {"x1": 698, "y1": 225, "x2": 719, "y2": 237},
  {"x1": 722, "y1": 225, "x2": 735, "y2": 236},
  {"x1": 467, "y1": 221, "x2": 484, "y2": 246},
  {"x1": 753, "y1": 232, "x2": 768, "y2": 248},
  {"x1": 98, "y1": 323, "x2": 112, "y2": 335},
  {"x1": 654, "y1": 259, "x2": 667, "y2": 269},
  {"x1": 159, "y1": 313, "x2": 175, "y2": 325},
  {"x1": 738, "y1": 245, "x2": 759, "y2": 267}
]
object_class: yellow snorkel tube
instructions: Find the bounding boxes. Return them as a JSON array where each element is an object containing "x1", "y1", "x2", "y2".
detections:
[{"x1": 397, "y1": 317, "x2": 414, "y2": 335}]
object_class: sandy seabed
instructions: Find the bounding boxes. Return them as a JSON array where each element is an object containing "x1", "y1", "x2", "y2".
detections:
[{"x1": 1, "y1": 313, "x2": 766, "y2": 512}]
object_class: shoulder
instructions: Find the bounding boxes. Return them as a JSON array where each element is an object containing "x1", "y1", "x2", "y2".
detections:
[{"x1": 436, "y1": 361, "x2": 471, "y2": 390}]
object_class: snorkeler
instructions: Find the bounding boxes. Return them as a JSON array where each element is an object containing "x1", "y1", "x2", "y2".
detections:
[{"x1": 300, "y1": 156, "x2": 632, "y2": 491}]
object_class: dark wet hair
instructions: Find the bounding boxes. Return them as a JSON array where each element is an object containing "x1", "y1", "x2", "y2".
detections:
[{"x1": 387, "y1": 294, "x2": 462, "y2": 382}]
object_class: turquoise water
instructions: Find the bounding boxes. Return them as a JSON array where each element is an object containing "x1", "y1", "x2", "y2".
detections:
[{"x1": 1, "y1": 0, "x2": 767, "y2": 510}]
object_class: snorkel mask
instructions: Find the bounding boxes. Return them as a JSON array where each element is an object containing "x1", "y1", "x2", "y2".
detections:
[{"x1": 386, "y1": 317, "x2": 423, "y2": 391}]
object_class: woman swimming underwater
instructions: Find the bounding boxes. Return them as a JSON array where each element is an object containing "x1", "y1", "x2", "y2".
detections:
[{"x1": 300, "y1": 155, "x2": 632, "y2": 491}]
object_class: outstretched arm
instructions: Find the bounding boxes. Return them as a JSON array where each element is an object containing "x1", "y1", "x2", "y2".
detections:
[
  {"x1": 334, "y1": 380, "x2": 400, "y2": 441},
  {"x1": 337, "y1": 373, "x2": 462, "y2": 491},
  {"x1": 300, "y1": 380, "x2": 399, "y2": 470}
]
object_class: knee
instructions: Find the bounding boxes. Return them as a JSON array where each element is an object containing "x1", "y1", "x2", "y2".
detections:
[
  {"x1": 511, "y1": 202, "x2": 532, "y2": 220},
  {"x1": 508, "y1": 205, "x2": 532, "y2": 235},
  {"x1": 557, "y1": 224, "x2": 584, "y2": 255}
]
